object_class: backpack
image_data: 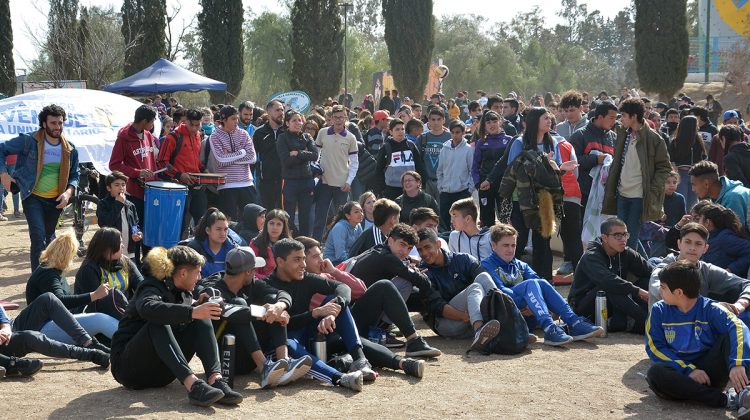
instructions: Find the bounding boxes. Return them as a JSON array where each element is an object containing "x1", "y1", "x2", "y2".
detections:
[
  {"x1": 356, "y1": 142, "x2": 377, "y2": 188},
  {"x1": 474, "y1": 288, "x2": 529, "y2": 355}
]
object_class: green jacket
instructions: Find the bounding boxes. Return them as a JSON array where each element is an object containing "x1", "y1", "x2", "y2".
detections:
[{"x1": 602, "y1": 123, "x2": 672, "y2": 222}]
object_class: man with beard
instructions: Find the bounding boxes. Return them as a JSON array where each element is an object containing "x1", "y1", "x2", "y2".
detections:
[
  {"x1": 238, "y1": 101, "x2": 257, "y2": 138},
  {"x1": 0, "y1": 104, "x2": 80, "y2": 269},
  {"x1": 253, "y1": 100, "x2": 285, "y2": 210}
]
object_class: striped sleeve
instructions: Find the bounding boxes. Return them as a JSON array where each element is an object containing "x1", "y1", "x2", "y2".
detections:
[
  {"x1": 710, "y1": 302, "x2": 750, "y2": 368},
  {"x1": 645, "y1": 305, "x2": 697, "y2": 375}
]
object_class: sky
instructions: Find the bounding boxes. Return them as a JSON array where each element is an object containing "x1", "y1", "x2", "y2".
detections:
[{"x1": 10, "y1": 0, "x2": 633, "y2": 72}]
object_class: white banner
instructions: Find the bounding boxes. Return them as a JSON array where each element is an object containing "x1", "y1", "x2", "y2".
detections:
[{"x1": 0, "y1": 89, "x2": 160, "y2": 175}]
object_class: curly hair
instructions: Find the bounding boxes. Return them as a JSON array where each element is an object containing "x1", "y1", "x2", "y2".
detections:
[
  {"x1": 39, "y1": 230, "x2": 78, "y2": 270},
  {"x1": 38, "y1": 104, "x2": 67, "y2": 128}
]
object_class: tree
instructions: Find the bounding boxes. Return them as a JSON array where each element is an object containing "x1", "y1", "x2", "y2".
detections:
[
  {"x1": 198, "y1": 0, "x2": 244, "y2": 104},
  {"x1": 48, "y1": 0, "x2": 79, "y2": 80},
  {"x1": 240, "y1": 11, "x2": 292, "y2": 102},
  {"x1": 634, "y1": 0, "x2": 689, "y2": 99},
  {"x1": 382, "y1": 0, "x2": 434, "y2": 100},
  {"x1": 290, "y1": 0, "x2": 344, "y2": 104},
  {"x1": 0, "y1": 0, "x2": 15, "y2": 96},
  {"x1": 121, "y1": 0, "x2": 167, "y2": 77}
]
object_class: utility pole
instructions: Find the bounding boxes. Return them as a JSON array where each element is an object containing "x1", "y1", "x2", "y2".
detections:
[{"x1": 704, "y1": 0, "x2": 711, "y2": 83}]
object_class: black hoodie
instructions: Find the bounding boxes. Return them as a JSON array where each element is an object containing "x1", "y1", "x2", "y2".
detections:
[
  {"x1": 724, "y1": 142, "x2": 750, "y2": 186},
  {"x1": 235, "y1": 203, "x2": 266, "y2": 244}
]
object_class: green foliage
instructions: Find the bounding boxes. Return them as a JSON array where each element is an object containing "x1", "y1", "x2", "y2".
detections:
[
  {"x1": 121, "y1": 0, "x2": 168, "y2": 77},
  {"x1": 198, "y1": 0, "x2": 245, "y2": 104},
  {"x1": 382, "y1": 0, "x2": 435, "y2": 101},
  {"x1": 634, "y1": 0, "x2": 689, "y2": 99},
  {"x1": 290, "y1": 0, "x2": 344, "y2": 104},
  {"x1": 239, "y1": 10, "x2": 292, "y2": 103},
  {"x1": 0, "y1": 0, "x2": 15, "y2": 96}
]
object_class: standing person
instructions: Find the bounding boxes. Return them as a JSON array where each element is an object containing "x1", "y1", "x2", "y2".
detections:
[
  {"x1": 378, "y1": 90, "x2": 395, "y2": 115},
  {"x1": 603, "y1": 98, "x2": 672, "y2": 255},
  {"x1": 209, "y1": 106, "x2": 258, "y2": 221},
  {"x1": 668, "y1": 115, "x2": 707, "y2": 210},
  {"x1": 416, "y1": 107, "x2": 450, "y2": 201},
  {"x1": 96, "y1": 171, "x2": 141, "y2": 261},
  {"x1": 375, "y1": 119, "x2": 424, "y2": 200},
  {"x1": 555, "y1": 133, "x2": 584, "y2": 275},
  {"x1": 253, "y1": 100, "x2": 285, "y2": 210},
  {"x1": 706, "y1": 94, "x2": 723, "y2": 126},
  {"x1": 237, "y1": 101, "x2": 257, "y2": 138},
  {"x1": 0, "y1": 105, "x2": 80, "y2": 269},
  {"x1": 723, "y1": 125, "x2": 750, "y2": 186},
  {"x1": 437, "y1": 120, "x2": 474, "y2": 232},
  {"x1": 0, "y1": 153, "x2": 21, "y2": 220},
  {"x1": 474, "y1": 111, "x2": 514, "y2": 227},
  {"x1": 392, "y1": 89, "x2": 402, "y2": 111},
  {"x1": 486, "y1": 95, "x2": 518, "y2": 137},
  {"x1": 691, "y1": 106, "x2": 718, "y2": 151},
  {"x1": 555, "y1": 91, "x2": 588, "y2": 140},
  {"x1": 365, "y1": 111, "x2": 389, "y2": 155},
  {"x1": 313, "y1": 105, "x2": 359, "y2": 241},
  {"x1": 276, "y1": 110, "x2": 318, "y2": 236},
  {"x1": 501, "y1": 98, "x2": 523, "y2": 134}
]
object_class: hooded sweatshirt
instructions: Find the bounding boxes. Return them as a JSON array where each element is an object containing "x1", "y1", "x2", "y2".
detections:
[
  {"x1": 704, "y1": 228, "x2": 750, "y2": 275},
  {"x1": 109, "y1": 122, "x2": 158, "y2": 200},
  {"x1": 156, "y1": 123, "x2": 202, "y2": 180},
  {"x1": 724, "y1": 142, "x2": 750, "y2": 187},
  {"x1": 717, "y1": 177, "x2": 750, "y2": 230},
  {"x1": 236, "y1": 203, "x2": 266, "y2": 244},
  {"x1": 437, "y1": 138, "x2": 474, "y2": 194}
]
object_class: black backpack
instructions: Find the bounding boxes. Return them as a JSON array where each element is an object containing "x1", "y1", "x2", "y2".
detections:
[{"x1": 476, "y1": 288, "x2": 529, "y2": 355}]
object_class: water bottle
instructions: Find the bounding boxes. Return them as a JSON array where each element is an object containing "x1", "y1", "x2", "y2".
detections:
[
  {"x1": 595, "y1": 291, "x2": 608, "y2": 338},
  {"x1": 222, "y1": 334, "x2": 236, "y2": 388},
  {"x1": 313, "y1": 333, "x2": 327, "y2": 363}
]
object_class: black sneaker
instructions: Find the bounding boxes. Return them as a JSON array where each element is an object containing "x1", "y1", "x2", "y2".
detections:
[
  {"x1": 87, "y1": 337, "x2": 111, "y2": 353},
  {"x1": 469, "y1": 320, "x2": 501, "y2": 354},
  {"x1": 89, "y1": 349, "x2": 110, "y2": 368},
  {"x1": 5, "y1": 357, "x2": 43, "y2": 377},
  {"x1": 401, "y1": 358, "x2": 424, "y2": 378},
  {"x1": 188, "y1": 379, "x2": 225, "y2": 407},
  {"x1": 384, "y1": 333, "x2": 405, "y2": 348},
  {"x1": 404, "y1": 336, "x2": 442, "y2": 358},
  {"x1": 210, "y1": 377, "x2": 243, "y2": 405}
]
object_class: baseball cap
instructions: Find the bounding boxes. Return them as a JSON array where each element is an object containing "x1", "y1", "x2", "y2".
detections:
[
  {"x1": 724, "y1": 110, "x2": 739, "y2": 121},
  {"x1": 225, "y1": 246, "x2": 266, "y2": 275},
  {"x1": 655, "y1": 102, "x2": 668, "y2": 110},
  {"x1": 373, "y1": 110, "x2": 390, "y2": 122}
]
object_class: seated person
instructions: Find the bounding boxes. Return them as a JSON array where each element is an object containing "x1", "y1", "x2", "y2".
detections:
[
  {"x1": 24, "y1": 231, "x2": 119, "y2": 343},
  {"x1": 358, "y1": 191, "x2": 376, "y2": 231},
  {"x1": 697, "y1": 204, "x2": 750, "y2": 276},
  {"x1": 689, "y1": 160, "x2": 750, "y2": 231},
  {"x1": 646, "y1": 260, "x2": 750, "y2": 415},
  {"x1": 250, "y1": 209, "x2": 293, "y2": 279},
  {"x1": 448, "y1": 198, "x2": 492, "y2": 261},
  {"x1": 481, "y1": 224, "x2": 604, "y2": 346},
  {"x1": 74, "y1": 227, "x2": 143, "y2": 319},
  {"x1": 664, "y1": 200, "x2": 712, "y2": 255},
  {"x1": 187, "y1": 208, "x2": 241, "y2": 278},
  {"x1": 234, "y1": 203, "x2": 266, "y2": 245},
  {"x1": 110, "y1": 246, "x2": 243, "y2": 407},
  {"x1": 96, "y1": 171, "x2": 142, "y2": 260},
  {"x1": 416, "y1": 228, "x2": 509, "y2": 350},
  {"x1": 569, "y1": 218, "x2": 653, "y2": 334},
  {"x1": 649, "y1": 171, "x2": 686, "y2": 257},
  {"x1": 408, "y1": 207, "x2": 448, "y2": 261},
  {"x1": 322, "y1": 202, "x2": 364, "y2": 266},
  {"x1": 265, "y1": 239, "x2": 374, "y2": 392},
  {"x1": 395, "y1": 171, "x2": 439, "y2": 224},
  {"x1": 348, "y1": 198, "x2": 400, "y2": 258},
  {"x1": 196, "y1": 247, "x2": 312, "y2": 389}
]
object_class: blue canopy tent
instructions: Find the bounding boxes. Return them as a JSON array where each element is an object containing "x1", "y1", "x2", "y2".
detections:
[{"x1": 103, "y1": 59, "x2": 226, "y2": 94}]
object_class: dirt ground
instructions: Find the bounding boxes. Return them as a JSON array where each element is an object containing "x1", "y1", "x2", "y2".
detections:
[{"x1": 0, "y1": 197, "x2": 731, "y2": 419}]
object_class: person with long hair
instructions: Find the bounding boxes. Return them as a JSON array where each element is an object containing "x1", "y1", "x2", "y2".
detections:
[
  {"x1": 474, "y1": 111, "x2": 514, "y2": 227},
  {"x1": 74, "y1": 227, "x2": 144, "y2": 320},
  {"x1": 187, "y1": 207, "x2": 241, "y2": 278},
  {"x1": 250, "y1": 209, "x2": 293, "y2": 278},
  {"x1": 277, "y1": 110, "x2": 319, "y2": 237},
  {"x1": 323, "y1": 201, "x2": 364, "y2": 265},
  {"x1": 698, "y1": 204, "x2": 750, "y2": 276},
  {"x1": 359, "y1": 191, "x2": 376, "y2": 231},
  {"x1": 722, "y1": 124, "x2": 750, "y2": 186},
  {"x1": 668, "y1": 115, "x2": 707, "y2": 209}
]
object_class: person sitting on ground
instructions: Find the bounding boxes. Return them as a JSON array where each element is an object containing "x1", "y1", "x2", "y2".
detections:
[
  {"x1": 481, "y1": 223, "x2": 604, "y2": 346},
  {"x1": 110, "y1": 246, "x2": 243, "y2": 406},
  {"x1": 250, "y1": 209, "x2": 293, "y2": 279},
  {"x1": 697, "y1": 204, "x2": 750, "y2": 276},
  {"x1": 24, "y1": 231, "x2": 119, "y2": 343},
  {"x1": 187, "y1": 207, "x2": 241, "y2": 278},
  {"x1": 664, "y1": 200, "x2": 713, "y2": 252},
  {"x1": 298, "y1": 236, "x2": 439, "y2": 377},
  {"x1": 234, "y1": 203, "x2": 266, "y2": 245},
  {"x1": 448, "y1": 198, "x2": 492, "y2": 262},
  {"x1": 645, "y1": 259, "x2": 750, "y2": 415},
  {"x1": 348, "y1": 198, "x2": 400, "y2": 258},
  {"x1": 96, "y1": 171, "x2": 142, "y2": 261},
  {"x1": 689, "y1": 160, "x2": 750, "y2": 231},
  {"x1": 408, "y1": 207, "x2": 448, "y2": 261},
  {"x1": 322, "y1": 202, "x2": 363, "y2": 266},
  {"x1": 569, "y1": 218, "x2": 653, "y2": 334},
  {"x1": 395, "y1": 171, "x2": 439, "y2": 225},
  {"x1": 265, "y1": 238, "x2": 373, "y2": 392},
  {"x1": 358, "y1": 191, "x2": 376, "y2": 231},
  {"x1": 74, "y1": 227, "x2": 143, "y2": 320},
  {"x1": 195, "y1": 247, "x2": 313, "y2": 389}
]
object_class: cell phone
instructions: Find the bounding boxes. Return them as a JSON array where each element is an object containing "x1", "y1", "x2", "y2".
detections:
[{"x1": 250, "y1": 305, "x2": 267, "y2": 318}]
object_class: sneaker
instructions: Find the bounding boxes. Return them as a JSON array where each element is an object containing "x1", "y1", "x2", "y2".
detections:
[
  {"x1": 401, "y1": 358, "x2": 424, "y2": 378},
  {"x1": 527, "y1": 333, "x2": 538, "y2": 345},
  {"x1": 727, "y1": 387, "x2": 740, "y2": 410},
  {"x1": 348, "y1": 357, "x2": 377, "y2": 382},
  {"x1": 385, "y1": 333, "x2": 406, "y2": 348},
  {"x1": 338, "y1": 370, "x2": 363, "y2": 392},
  {"x1": 188, "y1": 379, "x2": 225, "y2": 407},
  {"x1": 5, "y1": 357, "x2": 43, "y2": 377},
  {"x1": 210, "y1": 377, "x2": 243, "y2": 405},
  {"x1": 543, "y1": 324, "x2": 574, "y2": 346},
  {"x1": 404, "y1": 336, "x2": 442, "y2": 358},
  {"x1": 556, "y1": 261, "x2": 574, "y2": 276},
  {"x1": 737, "y1": 386, "x2": 750, "y2": 419},
  {"x1": 469, "y1": 319, "x2": 501, "y2": 353},
  {"x1": 569, "y1": 318, "x2": 605, "y2": 341},
  {"x1": 0, "y1": 365, "x2": 5, "y2": 379},
  {"x1": 260, "y1": 358, "x2": 288, "y2": 389},
  {"x1": 0, "y1": 214, "x2": 7, "y2": 222},
  {"x1": 13, "y1": 210, "x2": 21, "y2": 218},
  {"x1": 278, "y1": 355, "x2": 313, "y2": 386},
  {"x1": 87, "y1": 337, "x2": 111, "y2": 353}
]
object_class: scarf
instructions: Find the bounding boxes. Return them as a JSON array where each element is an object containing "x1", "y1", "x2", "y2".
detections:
[{"x1": 33, "y1": 129, "x2": 72, "y2": 197}]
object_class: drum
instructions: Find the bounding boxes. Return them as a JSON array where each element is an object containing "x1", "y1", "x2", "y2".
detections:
[
  {"x1": 144, "y1": 181, "x2": 188, "y2": 248},
  {"x1": 189, "y1": 172, "x2": 226, "y2": 186}
]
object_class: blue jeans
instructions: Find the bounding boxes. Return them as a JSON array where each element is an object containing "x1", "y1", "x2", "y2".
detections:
[
  {"x1": 23, "y1": 194, "x2": 63, "y2": 270},
  {"x1": 313, "y1": 183, "x2": 349, "y2": 240},
  {"x1": 508, "y1": 279, "x2": 579, "y2": 331},
  {"x1": 616, "y1": 194, "x2": 647, "y2": 257},
  {"x1": 40, "y1": 312, "x2": 119, "y2": 345},
  {"x1": 283, "y1": 178, "x2": 315, "y2": 236}
]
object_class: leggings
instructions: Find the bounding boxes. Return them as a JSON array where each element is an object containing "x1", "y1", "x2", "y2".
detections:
[
  {"x1": 351, "y1": 279, "x2": 417, "y2": 339},
  {"x1": 508, "y1": 279, "x2": 579, "y2": 330},
  {"x1": 11, "y1": 292, "x2": 94, "y2": 346},
  {"x1": 111, "y1": 319, "x2": 221, "y2": 390}
]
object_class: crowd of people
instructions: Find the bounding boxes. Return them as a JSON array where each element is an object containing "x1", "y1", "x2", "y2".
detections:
[{"x1": 2, "y1": 87, "x2": 750, "y2": 415}]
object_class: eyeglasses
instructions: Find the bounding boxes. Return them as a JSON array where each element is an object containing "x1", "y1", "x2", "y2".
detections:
[{"x1": 605, "y1": 232, "x2": 630, "y2": 240}]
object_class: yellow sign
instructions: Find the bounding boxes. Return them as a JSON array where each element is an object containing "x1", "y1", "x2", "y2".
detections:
[{"x1": 714, "y1": 0, "x2": 750, "y2": 36}]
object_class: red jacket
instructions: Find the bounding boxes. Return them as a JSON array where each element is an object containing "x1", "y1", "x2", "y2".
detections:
[
  {"x1": 109, "y1": 123, "x2": 158, "y2": 200},
  {"x1": 157, "y1": 123, "x2": 202, "y2": 181},
  {"x1": 249, "y1": 240, "x2": 276, "y2": 279},
  {"x1": 558, "y1": 139, "x2": 582, "y2": 200}
]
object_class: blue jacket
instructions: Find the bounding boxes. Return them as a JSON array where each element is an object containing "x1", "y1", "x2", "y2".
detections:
[
  {"x1": 481, "y1": 253, "x2": 539, "y2": 300},
  {"x1": 186, "y1": 237, "x2": 240, "y2": 278},
  {"x1": 420, "y1": 250, "x2": 486, "y2": 318},
  {"x1": 717, "y1": 177, "x2": 750, "y2": 230},
  {"x1": 704, "y1": 228, "x2": 750, "y2": 275},
  {"x1": 647, "y1": 296, "x2": 750, "y2": 375},
  {"x1": 323, "y1": 219, "x2": 362, "y2": 265},
  {"x1": 0, "y1": 130, "x2": 80, "y2": 200}
]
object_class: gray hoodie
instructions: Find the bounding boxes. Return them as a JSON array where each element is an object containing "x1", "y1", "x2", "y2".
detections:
[
  {"x1": 436, "y1": 138, "x2": 474, "y2": 194},
  {"x1": 648, "y1": 253, "x2": 750, "y2": 308}
]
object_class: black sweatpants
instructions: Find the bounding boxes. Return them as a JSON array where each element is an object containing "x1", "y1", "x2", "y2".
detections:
[
  {"x1": 646, "y1": 335, "x2": 741, "y2": 407},
  {"x1": 182, "y1": 188, "x2": 208, "y2": 239},
  {"x1": 259, "y1": 179, "x2": 283, "y2": 211},
  {"x1": 219, "y1": 186, "x2": 258, "y2": 222},
  {"x1": 478, "y1": 184, "x2": 501, "y2": 228},
  {"x1": 1, "y1": 330, "x2": 83, "y2": 358},
  {"x1": 111, "y1": 319, "x2": 221, "y2": 390},
  {"x1": 11, "y1": 292, "x2": 90, "y2": 346},
  {"x1": 216, "y1": 303, "x2": 288, "y2": 374},
  {"x1": 575, "y1": 278, "x2": 649, "y2": 333},
  {"x1": 350, "y1": 280, "x2": 417, "y2": 339},
  {"x1": 560, "y1": 201, "x2": 583, "y2": 267},
  {"x1": 510, "y1": 201, "x2": 553, "y2": 279}
]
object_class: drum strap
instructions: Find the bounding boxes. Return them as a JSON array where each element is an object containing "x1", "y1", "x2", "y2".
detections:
[{"x1": 169, "y1": 133, "x2": 184, "y2": 166}]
